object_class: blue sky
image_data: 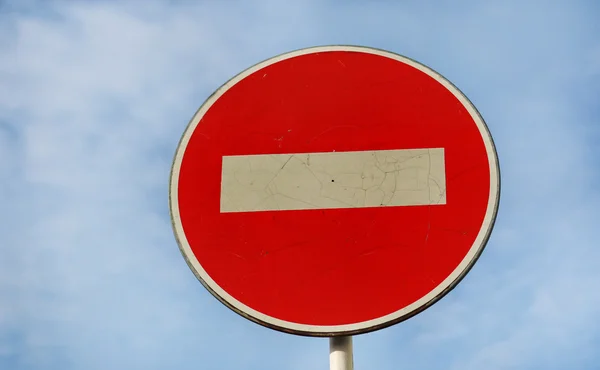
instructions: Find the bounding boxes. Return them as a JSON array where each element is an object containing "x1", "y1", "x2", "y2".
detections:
[{"x1": 1, "y1": 0, "x2": 600, "y2": 369}]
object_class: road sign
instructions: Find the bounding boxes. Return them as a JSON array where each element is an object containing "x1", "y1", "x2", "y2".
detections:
[{"x1": 169, "y1": 45, "x2": 500, "y2": 336}]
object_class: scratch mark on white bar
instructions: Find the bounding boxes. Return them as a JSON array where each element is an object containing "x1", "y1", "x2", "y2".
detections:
[{"x1": 220, "y1": 148, "x2": 446, "y2": 213}]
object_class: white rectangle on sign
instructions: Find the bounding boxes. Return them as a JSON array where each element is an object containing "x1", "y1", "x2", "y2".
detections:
[{"x1": 220, "y1": 148, "x2": 446, "y2": 213}]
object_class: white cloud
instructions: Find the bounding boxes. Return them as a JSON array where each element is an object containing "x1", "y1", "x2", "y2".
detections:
[{"x1": 1, "y1": 1, "x2": 599, "y2": 369}]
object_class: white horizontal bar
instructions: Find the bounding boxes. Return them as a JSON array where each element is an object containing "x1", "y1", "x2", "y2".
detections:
[{"x1": 220, "y1": 148, "x2": 446, "y2": 213}]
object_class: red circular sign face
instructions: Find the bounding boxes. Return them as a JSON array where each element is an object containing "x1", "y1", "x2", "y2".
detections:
[{"x1": 170, "y1": 46, "x2": 500, "y2": 336}]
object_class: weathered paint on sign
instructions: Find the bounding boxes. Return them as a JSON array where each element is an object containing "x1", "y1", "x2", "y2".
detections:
[{"x1": 169, "y1": 45, "x2": 500, "y2": 336}]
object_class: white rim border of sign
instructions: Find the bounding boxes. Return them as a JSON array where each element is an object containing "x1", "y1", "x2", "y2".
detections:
[{"x1": 169, "y1": 45, "x2": 501, "y2": 337}]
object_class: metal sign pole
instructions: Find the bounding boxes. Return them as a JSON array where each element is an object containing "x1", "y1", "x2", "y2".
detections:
[{"x1": 330, "y1": 336, "x2": 354, "y2": 370}]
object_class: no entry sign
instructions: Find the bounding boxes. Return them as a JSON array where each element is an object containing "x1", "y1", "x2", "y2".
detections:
[{"x1": 169, "y1": 45, "x2": 500, "y2": 336}]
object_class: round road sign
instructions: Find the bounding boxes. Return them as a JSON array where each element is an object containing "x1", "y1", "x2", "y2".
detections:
[{"x1": 169, "y1": 45, "x2": 500, "y2": 336}]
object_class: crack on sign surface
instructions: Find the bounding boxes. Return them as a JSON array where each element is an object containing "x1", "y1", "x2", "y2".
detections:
[{"x1": 220, "y1": 148, "x2": 447, "y2": 212}]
